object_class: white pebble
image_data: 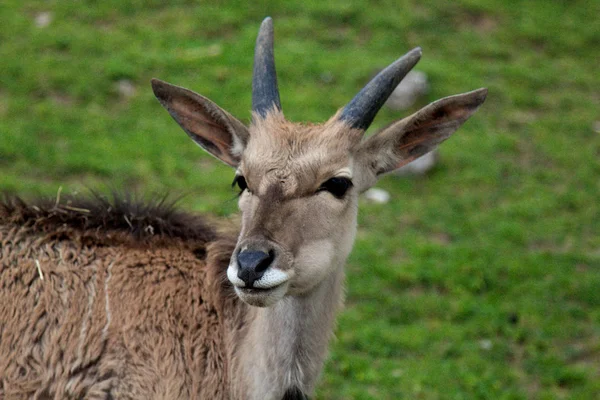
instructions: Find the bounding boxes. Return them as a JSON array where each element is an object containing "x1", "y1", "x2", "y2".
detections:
[
  {"x1": 35, "y1": 12, "x2": 53, "y2": 28},
  {"x1": 479, "y1": 339, "x2": 493, "y2": 350},
  {"x1": 385, "y1": 70, "x2": 429, "y2": 110},
  {"x1": 364, "y1": 188, "x2": 390, "y2": 204},
  {"x1": 117, "y1": 80, "x2": 136, "y2": 98},
  {"x1": 395, "y1": 150, "x2": 438, "y2": 176}
]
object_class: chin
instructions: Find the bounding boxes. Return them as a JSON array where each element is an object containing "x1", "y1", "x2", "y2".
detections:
[{"x1": 234, "y1": 282, "x2": 289, "y2": 307}]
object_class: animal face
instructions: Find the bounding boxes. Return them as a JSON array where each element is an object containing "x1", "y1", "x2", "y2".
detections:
[
  {"x1": 152, "y1": 17, "x2": 486, "y2": 307},
  {"x1": 226, "y1": 115, "x2": 362, "y2": 306}
]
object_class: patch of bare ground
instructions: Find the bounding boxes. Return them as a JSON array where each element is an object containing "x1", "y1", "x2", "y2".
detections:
[
  {"x1": 464, "y1": 12, "x2": 499, "y2": 34},
  {"x1": 202, "y1": 23, "x2": 240, "y2": 40},
  {"x1": 527, "y1": 238, "x2": 580, "y2": 255},
  {"x1": 404, "y1": 283, "x2": 448, "y2": 297},
  {"x1": 50, "y1": 91, "x2": 76, "y2": 107},
  {"x1": 507, "y1": 340, "x2": 542, "y2": 398},
  {"x1": 438, "y1": 6, "x2": 500, "y2": 35},
  {"x1": 430, "y1": 231, "x2": 453, "y2": 246},
  {"x1": 391, "y1": 247, "x2": 409, "y2": 265},
  {"x1": 501, "y1": 108, "x2": 544, "y2": 134},
  {"x1": 197, "y1": 157, "x2": 219, "y2": 171},
  {"x1": 568, "y1": 340, "x2": 600, "y2": 378}
]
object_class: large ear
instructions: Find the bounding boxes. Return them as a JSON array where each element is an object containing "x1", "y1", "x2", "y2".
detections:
[
  {"x1": 357, "y1": 88, "x2": 487, "y2": 178},
  {"x1": 151, "y1": 78, "x2": 249, "y2": 167}
]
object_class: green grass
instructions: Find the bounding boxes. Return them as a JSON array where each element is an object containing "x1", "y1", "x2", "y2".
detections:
[{"x1": 1, "y1": 1, "x2": 599, "y2": 398}]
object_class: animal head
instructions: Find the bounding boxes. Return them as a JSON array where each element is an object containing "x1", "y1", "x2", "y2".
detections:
[{"x1": 152, "y1": 17, "x2": 486, "y2": 307}]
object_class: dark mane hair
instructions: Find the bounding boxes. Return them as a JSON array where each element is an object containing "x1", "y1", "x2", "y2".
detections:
[{"x1": 0, "y1": 191, "x2": 217, "y2": 244}]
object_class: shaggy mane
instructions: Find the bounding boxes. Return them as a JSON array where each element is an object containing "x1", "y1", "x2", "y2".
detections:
[{"x1": 0, "y1": 192, "x2": 217, "y2": 243}]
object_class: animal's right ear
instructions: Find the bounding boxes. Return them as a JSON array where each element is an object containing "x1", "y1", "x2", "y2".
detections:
[{"x1": 151, "y1": 78, "x2": 249, "y2": 167}]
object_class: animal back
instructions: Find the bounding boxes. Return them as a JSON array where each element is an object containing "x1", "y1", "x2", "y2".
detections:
[{"x1": 0, "y1": 195, "x2": 237, "y2": 399}]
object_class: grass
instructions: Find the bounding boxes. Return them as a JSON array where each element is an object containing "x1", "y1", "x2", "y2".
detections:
[{"x1": 1, "y1": 0, "x2": 599, "y2": 398}]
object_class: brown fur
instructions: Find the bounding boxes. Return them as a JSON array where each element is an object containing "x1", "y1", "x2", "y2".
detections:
[{"x1": 0, "y1": 194, "x2": 239, "y2": 399}]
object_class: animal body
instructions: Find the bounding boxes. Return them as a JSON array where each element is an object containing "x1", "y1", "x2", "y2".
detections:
[{"x1": 0, "y1": 18, "x2": 486, "y2": 399}]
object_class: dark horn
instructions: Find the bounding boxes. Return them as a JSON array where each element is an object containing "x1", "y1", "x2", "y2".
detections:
[
  {"x1": 252, "y1": 17, "x2": 281, "y2": 117},
  {"x1": 339, "y1": 47, "x2": 422, "y2": 130}
]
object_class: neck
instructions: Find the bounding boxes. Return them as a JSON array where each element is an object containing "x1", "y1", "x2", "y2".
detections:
[{"x1": 231, "y1": 262, "x2": 345, "y2": 400}]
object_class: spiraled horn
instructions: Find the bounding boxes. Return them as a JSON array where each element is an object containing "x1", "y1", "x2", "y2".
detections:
[
  {"x1": 339, "y1": 47, "x2": 422, "y2": 130},
  {"x1": 252, "y1": 17, "x2": 281, "y2": 117}
]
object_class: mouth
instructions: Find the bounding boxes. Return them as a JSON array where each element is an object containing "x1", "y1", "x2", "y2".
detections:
[
  {"x1": 237, "y1": 283, "x2": 282, "y2": 294},
  {"x1": 233, "y1": 281, "x2": 289, "y2": 307},
  {"x1": 226, "y1": 263, "x2": 292, "y2": 307}
]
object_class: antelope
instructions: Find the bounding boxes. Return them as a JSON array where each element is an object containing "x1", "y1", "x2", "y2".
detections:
[{"x1": 0, "y1": 17, "x2": 486, "y2": 400}]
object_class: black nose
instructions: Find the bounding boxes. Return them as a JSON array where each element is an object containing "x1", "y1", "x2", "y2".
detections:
[{"x1": 237, "y1": 250, "x2": 274, "y2": 287}]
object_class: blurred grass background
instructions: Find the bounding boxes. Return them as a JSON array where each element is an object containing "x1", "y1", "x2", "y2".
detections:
[{"x1": 1, "y1": 1, "x2": 599, "y2": 398}]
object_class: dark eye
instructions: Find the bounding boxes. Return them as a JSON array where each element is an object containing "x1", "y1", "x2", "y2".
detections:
[
  {"x1": 232, "y1": 175, "x2": 248, "y2": 193},
  {"x1": 318, "y1": 177, "x2": 353, "y2": 198}
]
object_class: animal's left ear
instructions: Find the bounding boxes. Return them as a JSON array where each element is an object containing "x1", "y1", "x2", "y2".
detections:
[{"x1": 356, "y1": 88, "x2": 487, "y2": 180}]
